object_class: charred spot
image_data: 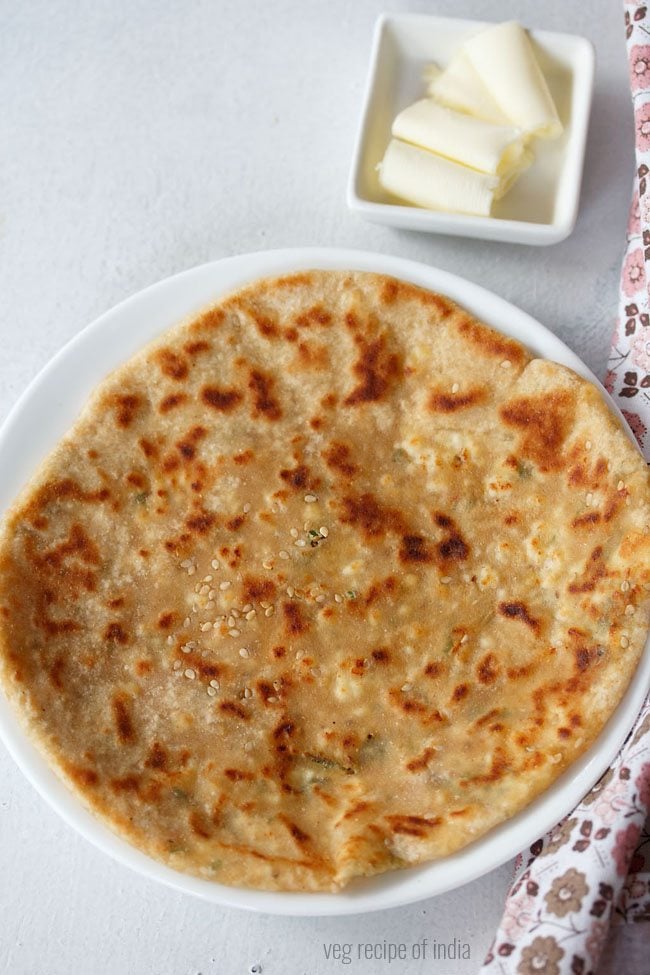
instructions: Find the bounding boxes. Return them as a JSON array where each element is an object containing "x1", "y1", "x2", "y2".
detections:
[
  {"x1": 575, "y1": 646, "x2": 596, "y2": 673},
  {"x1": 111, "y1": 694, "x2": 135, "y2": 744},
  {"x1": 399, "y1": 534, "x2": 433, "y2": 564},
  {"x1": 192, "y1": 307, "x2": 225, "y2": 332},
  {"x1": 284, "y1": 327, "x2": 298, "y2": 341},
  {"x1": 572, "y1": 511, "x2": 602, "y2": 529},
  {"x1": 371, "y1": 648, "x2": 390, "y2": 663},
  {"x1": 322, "y1": 441, "x2": 358, "y2": 477},
  {"x1": 110, "y1": 774, "x2": 141, "y2": 793},
  {"x1": 226, "y1": 514, "x2": 245, "y2": 532},
  {"x1": 219, "y1": 700, "x2": 249, "y2": 720},
  {"x1": 257, "y1": 680, "x2": 275, "y2": 702},
  {"x1": 272, "y1": 645, "x2": 286, "y2": 659},
  {"x1": 286, "y1": 821, "x2": 310, "y2": 844},
  {"x1": 457, "y1": 315, "x2": 524, "y2": 364},
  {"x1": 224, "y1": 768, "x2": 254, "y2": 781},
  {"x1": 500, "y1": 390, "x2": 576, "y2": 473},
  {"x1": 159, "y1": 393, "x2": 186, "y2": 414},
  {"x1": 201, "y1": 385, "x2": 243, "y2": 412},
  {"x1": 64, "y1": 763, "x2": 99, "y2": 788},
  {"x1": 155, "y1": 348, "x2": 189, "y2": 381},
  {"x1": 310, "y1": 417, "x2": 324, "y2": 430},
  {"x1": 428, "y1": 388, "x2": 484, "y2": 413},
  {"x1": 109, "y1": 393, "x2": 141, "y2": 428},
  {"x1": 504, "y1": 513, "x2": 519, "y2": 526},
  {"x1": 183, "y1": 339, "x2": 211, "y2": 355},
  {"x1": 48, "y1": 654, "x2": 65, "y2": 690},
  {"x1": 386, "y1": 814, "x2": 442, "y2": 837},
  {"x1": 279, "y1": 464, "x2": 311, "y2": 490},
  {"x1": 283, "y1": 601, "x2": 308, "y2": 636},
  {"x1": 452, "y1": 683, "x2": 470, "y2": 702},
  {"x1": 568, "y1": 546, "x2": 606, "y2": 594},
  {"x1": 321, "y1": 393, "x2": 338, "y2": 409},
  {"x1": 405, "y1": 747, "x2": 436, "y2": 773},
  {"x1": 295, "y1": 304, "x2": 332, "y2": 328},
  {"x1": 424, "y1": 661, "x2": 444, "y2": 678},
  {"x1": 463, "y1": 748, "x2": 511, "y2": 786},
  {"x1": 344, "y1": 334, "x2": 401, "y2": 406},
  {"x1": 296, "y1": 340, "x2": 329, "y2": 370},
  {"x1": 145, "y1": 742, "x2": 168, "y2": 770},
  {"x1": 126, "y1": 471, "x2": 147, "y2": 490},
  {"x1": 248, "y1": 369, "x2": 282, "y2": 421},
  {"x1": 273, "y1": 719, "x2": 295, "y2": 740},
  {"x1": 139, "y1": 437, "x2": 158, "y2": 459},
  {"x1": 185, "y1": 510, "x2": 216, "y2": 534},
  {"x1": 498, "y1": 601, "x2": 541, "y2": 632},
  {"x1": 108, "y1": 597, "x2": 124, "y2": 609},
  {"x1": 176, "y1": 440, "x2": 196, "y2": 460},
  {"x1": 558, "y1": 727, "x2": 572, "y2": 739},
  {"x1": 339, "y1": 493, "x2": 404, "y2": 540},
  {"x1": 157, "y1": 612, "x2": 176, "y2": 630},
  {"x1": 243, "y1": 576, "x2": 276, "y2": 602},
  {"x1": 196, "y1": 661, "x2": 221, "y2": 680},
  {"x1": 364, "y1": 576, "x2": 397, "y2": 607},
  {"x1": 104, "y1": 622, "x2": 129, "y2": 644},
  {"x1": 433, "y1": 512, "x2": 469, "y2": 563},
  {"x1": 477, "y1": 653, "x2": 499, "y2": 685},
  {"x1": 233, "y1": 449, "x2": 253, "y2": 465}
]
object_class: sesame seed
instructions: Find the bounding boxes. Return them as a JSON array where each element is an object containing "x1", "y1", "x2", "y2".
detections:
[
  {"x1": 334, "y1": 594, "x2": 343, "y2": 603},
  {"x1": 180, "y1": 559, "x2": 193, "y2": 569},
  {"x1": 200, "y1": 584, "x2": 210, "y2": 594},
  {"x1": 290, "y1": 528, "x2": 299, "y2": 538},
  {"x1": 621, "y1": 581, "x2": 630, "y2": 592},
  {"x1": 245, "y1": 610, "x2": 256, "y2": 620},
  {"x1": 183, "y1": 617, "x2": 191, "y2": 628},
  {"x1": 319, "y1": 526, "x2": 329, "y2": 537},
  {"x1": 212, "y1": 622, "x2": 220, "y2": 630},
  {"x1": 244, "y1": 686, "x2": 253, "y2": 697},
  {"x1": 585, "y1": 493, "x2": 593, "y2": 505},
  {"x1": 203, "y1": 575, "x2": 213, "y2": 583},
  {"x1": 401, "y1": 683, "x2": 413, "y2": 692},
  {"x1": 286, "y1": 586, "x2": 295, "y2": 598},
  {"x1": 244, "y1": 741, "x2": 254, "y2": 752},
  {"x1": 460, "y1": 634, "x2": 468, "y2": 644},
  {"x1": 440, "y1": 576, "x2": 452, "y2": 585},
  {"x1": 181, "y1": 644, "x2": 191, "y2": 653},
  {"x1": 265, "y1": 606, "x2": 275, "y2": 617},
  {"x1": 211, "y1": 559, "x2": 220, "y2": 570},
  {"x1": 184, "y1": 669, "x2": 196, "y2": 679},
  {"x1": 294, "y1": 539, "x2": 306, "y2": 547},
  {"x1": 644, "y1": 582, "x2": 650, "y2": 591},
  {"x1": 296, "y1": 650, "x2": 305, "y2": 660},
  {"x1": 209, "y1": 679, "x2": 219, "y2": 689},
  {"x1": 273, "y1": 680, "x2": 281, "y2": 690},
  {"x1": 304, "y1": 494, "x2": 317, "y2": 503},
  {"x1": 173, "y1": 660, "x2": 182, "y2": 670},
  {"x1": 500, "y1": 360, "x2": 511, "y2": 369},
  {"x1": 260, "y1": 601, "x2": 270, "y2": 609},
  {"x1": 625, "y1": 604, "x2": 635, "y2": 616},
  {"x1": 201, "y1": 622, "x2": 212, "y2": 632},
  {"x1": 219, "y1": 581, "x2": 231, "y2": 590},
  {"x1": 227, "y1": 616, "x2": 235, "y2": 627},
  {"x1": 166, "y1": 635, "x2": 174, "y2": 645},
  {"x1": 451, "y1": 383, "x2": 459, "y2": 393},
  {"x1": 279, "y1": 550, "x2": 290, "y2": 560},
  {"x1": 315, "y1": 594, "x2": 326, "y2": 603},
  {"x1": 231, "y1": 609, "x2": 241, "y2": 618},
  {"x1": 207, "y1": 686, "x2": 217, "y2": 697},
  {"x1": 243, "y1": 503, "x2": 251, "y2": 513},
  {"x1": 303, "y1": 522, "x2": 310, "y2": 532},
  {"x1": 187, "y1": 566, "x2": 196, "y2": 576},
  {"x1": 239, "y1": 647, "x2": 251, "y2": 658},
  {"x1": 242, "y1": 603, "x2": 253, "y2": 613},
  {"x1": 267, "y1": 696, "x2": 279, "y2": 703},
  {"x1": 229, "y1": 628, "x2": 241, "y2": 637},
  {"x1": 620, "y1": 636, "x2": 630, "y2": 648},
  {"x1": 310, "y1": 667, "x2": 321, "y2": 678},
  {"x1": 262, "y1": 560, "x2": 273, "y2": 570},
  {"x1": 585, "y1": 440, "x2": 592, "y2": 450},
  {"x1": 206, "y1": 600, "x2": 215, "y2": 610},
  {"x1": 618, "y1": 480, "x2": 625, "y2": 491}
]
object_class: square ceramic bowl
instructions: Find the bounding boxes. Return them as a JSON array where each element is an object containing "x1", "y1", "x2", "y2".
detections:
[{"x1": 347, "y1": 14, "x2": 595, "y2": 245}]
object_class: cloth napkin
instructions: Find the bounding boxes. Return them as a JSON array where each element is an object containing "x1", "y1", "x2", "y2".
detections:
[{"x1": 479, "y1": 6, "x2": 650, "y2": 973}]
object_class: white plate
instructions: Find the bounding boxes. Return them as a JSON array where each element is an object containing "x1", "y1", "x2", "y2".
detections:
[
  {"x1": 347, "y1": 15, "x2": 595, "y2": 244},
  {"x1": 0, "y1": 248, "x2": 647, "y2": 916}
]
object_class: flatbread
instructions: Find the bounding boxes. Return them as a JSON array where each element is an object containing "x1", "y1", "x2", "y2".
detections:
[{"x1": 0, "y1": 270, "x2": 649, "y2": 892}]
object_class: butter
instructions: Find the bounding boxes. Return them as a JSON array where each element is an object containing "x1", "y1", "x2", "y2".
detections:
[
  {"x1": 425, "y1": 53, "x2": 508, "y2": 125},
  {"x1": 463, "y1": 21, "x2": 562, "y2": 138},
  {"x1": 392, "y1": 99, "x2": 532, "y2": 182},
  {"x1": 378, "y1": 139, "x2": 499, "y2": 216}
]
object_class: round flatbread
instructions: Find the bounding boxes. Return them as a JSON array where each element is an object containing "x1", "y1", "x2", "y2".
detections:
[{"x1": 1, "y1": 270, "x2": 649, "y2": 891}]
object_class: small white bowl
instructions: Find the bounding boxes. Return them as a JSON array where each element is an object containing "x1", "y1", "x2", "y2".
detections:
[{"x1": 347, "y1": 14, "x2": 595, "y2": 245}]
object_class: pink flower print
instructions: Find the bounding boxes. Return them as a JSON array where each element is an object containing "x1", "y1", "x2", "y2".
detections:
[
  {"x1": 622, "y1": 247, "x2": 645, "y2": 296},
  {"x1": 612, "y1": 823, "x2": 642, "y2": 876},
  {"x1": 631, "y1": 330, "x2": 650, "y2": 371},
  {"x1": 585, "y1": 919, "x2": 608, "y2": 962},
  {"x1": 628, "y1": 190, "x2": 642, "y2": 235},
  {"x1": 622, "y1": 409, "x2": 648, "y2": 446},
  {"x1": 626, "y1": 878, "x2": 646, "y2": 899},
  {"x1": 635, "y1": 761, "x2": 650, "y2": 807},
  {"x1": 636, "y1": 102, "x2": 650, "y2": 151},
  {"x1": 592, "y1": 777, "x2": 629, "y2": 824},
  {"x1": 501, "y1": 889, "x2": 536, "y2": 941},
  {"x1": 630, "y1": 46, "x2": 650, "y2": 91},
  {"x1": 604, "y1": 368, "x2": 617, "y2": 393}
]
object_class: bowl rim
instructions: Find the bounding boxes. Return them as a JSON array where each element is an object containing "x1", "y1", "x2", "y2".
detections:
[
  {"x1": 346, "y1": 12, "x2": 596, "y2": 245},
  {"x1": 0, "y1": 246, "x2": 647, "y2": 916}
]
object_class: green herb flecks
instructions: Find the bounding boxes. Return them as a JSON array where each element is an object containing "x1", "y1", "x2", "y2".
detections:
[
  {"x1": 134, "y1": 491, "x2": 149, "y2": 504},
  {"x1": 517, "y1": 461, "x2": 532, "y2": 479}
]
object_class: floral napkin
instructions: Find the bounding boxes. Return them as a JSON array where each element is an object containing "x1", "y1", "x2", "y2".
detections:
[{"x1": 479, "y1": 5, "x2": 650, "y2": 973}]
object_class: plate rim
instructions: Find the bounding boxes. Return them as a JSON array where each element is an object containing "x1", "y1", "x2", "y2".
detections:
[{"x1": 0, "y1": 246, "x2": 647, "y2": 917}]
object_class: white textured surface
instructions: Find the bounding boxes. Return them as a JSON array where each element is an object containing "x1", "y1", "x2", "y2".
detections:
[{"x1": 0, "y1": 1, "x2": 633, "y2": 973}]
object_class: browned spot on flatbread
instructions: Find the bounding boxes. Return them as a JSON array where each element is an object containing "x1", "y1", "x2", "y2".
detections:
[
  {"x1": 248, "y1": 369, "x2": 282, "y2": 421},
  {"x1": 155, "y1": 347, "x2": 189, "y2": 381},
  {"x1": 295, "y1": 304, "x2": 332, "y2": 328},
  {"x1": 572, "y1": 511, "x2": 602, "y2": 529},
  {"x1": 344, "y1": 334, "x2": 401, "y2": 406},
  {"x1": 144, "y1": 742, "x2": 168, "y2": 770},
  {"x1": 405, "y1": 748, "x2": 436, "y2": 773},
  {"x1": 433, "y1": 513, "x2": 469, "y2": 564},
  {"x1": 568, "y1": 546, "x2": 607, "y2": 594},
  {"x1": 159, "y1": 393, "x2": 187, "y2": 414},
  {"x1": 339, "y1": 493, "x2": 404, "y2": 540},
  {"x1": 399, "y1": 534, "x2": 433, "y2": 564},
  {"x1": 185, "y1": 510, "x2": 216, "y2": 534},
  {"x1": 283, "y1": 602, "x2": 308, "y2": 636},
  {"x1": 111, "y1": 693, "x2": 135, "y2": 744},
  {"x1": 428, "y1": 388, "x2": 484, "y2": 413},
  {"x1": 498, "y1": 601, "x2": 541, "y2": 632},
  {"x1": 457, "y1": 314, "x2": 525, "y2": 364},
  {"x1": 279, "y1": 464, "x2": 314, "y2": 491},
  {"x1": 108, "y1": 393, "x2": 142, "y2": 428},
  {"x1": 220, "y1": 700, "x2": 249, "y2": 720},
  {"x1": 477, "y1": 653, "x2": 499, "y2": 684},
  {"x1": 500, "y1": 390, "x2": 576, "y2": 473},
  {"x1": 201, "y1": 386, "x2": 243, "y2": 412},
  {"x1": 243, "y1": 576, "x2": 276, "y2": 602},
  {"x1": 386, "y1": 814, "x2": 442, "y2": 837},
  {"x1": 322, "y1": 442, "x2": 358, "y2": 477},
  {"x1": 157, "y1": 612, "x2": 176, "y2": 630}
]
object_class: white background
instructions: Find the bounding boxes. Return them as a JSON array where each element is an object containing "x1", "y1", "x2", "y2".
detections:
[{"x1": 0, "y1": 1, "x2": 635, "y2": 973}]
